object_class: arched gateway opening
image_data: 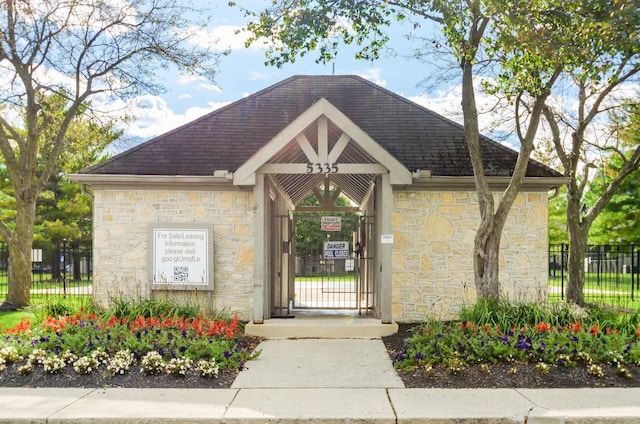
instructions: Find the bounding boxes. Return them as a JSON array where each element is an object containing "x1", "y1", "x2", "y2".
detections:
[
  {"x1": 234, "y1": 98, "x2": 411, "y2": 324},
  {"x1": 272, "y1": 181, "x2": 375, "y2": 317}
]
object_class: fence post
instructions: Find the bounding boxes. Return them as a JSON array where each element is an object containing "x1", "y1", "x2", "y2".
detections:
[
  {"x1": 62, "y1": 239, "x2": 67, "y2": 297},
  {"x1": 561, "y1": 243, "x2": 566, "y2": 300},
  {"x1": 632, "y1": 243, "x2": 635, "y2": 301}
]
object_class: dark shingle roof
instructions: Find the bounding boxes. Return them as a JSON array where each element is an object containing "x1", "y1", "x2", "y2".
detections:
[{"x1": 82, "y1": 75, "x2": 559, "y2": 178}]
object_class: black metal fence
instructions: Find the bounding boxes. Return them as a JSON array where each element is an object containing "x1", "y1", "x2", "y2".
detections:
[
  {"x1": 1, "y1": 240, "x2": 638, "y2": 307},
  {"x1": 549, "y1": 244, "x2": 639, "y2": 306},
  {"x1": 0, "y1": 240, "x2": 92, "y2": 301}
]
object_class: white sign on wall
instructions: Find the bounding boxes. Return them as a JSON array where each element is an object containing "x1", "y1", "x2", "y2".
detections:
[
  {"x1": 345, "y1": 259, "x2": 355, "y2": 271},
  {"x1": 31, "y1": 249, "x2": 43, "y2": 263},
  {"x1": 150, "y1": 224, "x2": 214, "y2": 291}
]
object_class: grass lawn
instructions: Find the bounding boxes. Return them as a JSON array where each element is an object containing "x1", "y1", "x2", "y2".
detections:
[
  {"x1": 549, "y1": 273, "x2": 640, "y2": 309},
  {"x1": 549, "y1": 273, "x2": 639, "y2": 293},
  {"x1": 0, "y1": 310, "x2": 34, "y2": 330}
]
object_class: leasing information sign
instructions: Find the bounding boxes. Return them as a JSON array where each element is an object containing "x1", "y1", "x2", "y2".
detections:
[
  {"x1": 324, "y1": 241, "x2": 349, "y2": 259},
  {"x1": 150, "y1": 224, "x2": 214, "y2": 290}
]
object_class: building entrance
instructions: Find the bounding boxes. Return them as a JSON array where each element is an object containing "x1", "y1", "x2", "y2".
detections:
[{"x1": 271, "y1": 213, "x2": 375, "y2": 317}]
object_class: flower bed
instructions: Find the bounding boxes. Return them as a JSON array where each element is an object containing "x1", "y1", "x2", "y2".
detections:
[
  {"x1": 0, "y1": 312, "x2": 260, "y2": 381},
  {"x1": 393, "y1": 320, "x2": 640, "y2": 380}
]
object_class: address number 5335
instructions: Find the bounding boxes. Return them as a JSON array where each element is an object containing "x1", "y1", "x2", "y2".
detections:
[{"x1": 306, "y1": 162, "x2": 339, "y2": 174}]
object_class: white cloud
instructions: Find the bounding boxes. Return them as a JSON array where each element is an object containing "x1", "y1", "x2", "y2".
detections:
[
  {"x1": 409, "y1": 89, "x2": 462, "y2": 122},
  {"x1": 177, "y1": 74, "x2": 222, "y2": 92},
  {"x1": 187, "y1": 24, "x2": 268, "y2": 52},
  {"x1": 249, "y1": 72, "x2": 271, "y2": 81},
  {"x1": 408, "y1": 78, "x2": 523, "y2": 151},
  {"x1": 116, "y1": 95, "x2": 229, "y2": 140},
  {"x1": 356, "y1": 69, "x2": 387, "y2": 87}
]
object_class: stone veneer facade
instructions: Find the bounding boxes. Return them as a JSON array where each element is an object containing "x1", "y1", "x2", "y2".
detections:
[
  {"x1": 392, "y1": 190, "x2": 549, "y2": 322},
  {"x1": 92, "y1": 188, "x2": 255, "y2": 321},
  {"x1": 91, "y1": 186, "x2": 549, "y2": 323}
]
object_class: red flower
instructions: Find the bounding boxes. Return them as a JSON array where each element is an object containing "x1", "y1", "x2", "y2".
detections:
[
  {"x1": 459, "y1": 321, "x2": 476, "y2": 331},
  {"x1": 7, "y1": 317, "x2": 31, "y2": 335},
  {"x1": 589, "y1": 324, "x2": 599, "y2": 337},
  {"x1": 535, "y1": 322, "x2": 550, "y2": 333},
  {"x1": 106, "y1": 316, "x2": 119, "y2": 327},
  {"x1": 568, "y1": 321, "x2": 582, "y2": 334}
]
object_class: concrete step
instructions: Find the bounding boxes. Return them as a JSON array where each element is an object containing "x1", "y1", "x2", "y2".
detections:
[{"x1": 244, "y1": 316, "x2": 398, "y2": 338}]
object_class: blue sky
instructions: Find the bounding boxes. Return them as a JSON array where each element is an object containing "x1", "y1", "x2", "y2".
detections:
[
  {"x1": 118, "y1": 1, "x2": 469, "y2": 145},
  {"x1": 117, "y1": 1, "x2": 513, "y2": 152}
]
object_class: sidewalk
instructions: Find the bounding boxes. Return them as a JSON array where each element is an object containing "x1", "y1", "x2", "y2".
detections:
[{"x1": 1, "y1": 339, "x2": 639, "y2": 423}]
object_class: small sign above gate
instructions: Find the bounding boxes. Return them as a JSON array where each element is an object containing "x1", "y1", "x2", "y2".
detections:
[
  {"x1": 324, "y1": 241, "x2": 349, "y2": 259},
  {"x1": 321, "y1": 216, "x2": 341, "y2": 231}
]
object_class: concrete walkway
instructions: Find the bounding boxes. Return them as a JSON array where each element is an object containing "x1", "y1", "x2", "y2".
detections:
[
  {"x1": 232, "y1": 339, "x2": 404, "y2": 389},
  {"x1": 1, "y1": 338, "x2": 640, "y2": 423}
]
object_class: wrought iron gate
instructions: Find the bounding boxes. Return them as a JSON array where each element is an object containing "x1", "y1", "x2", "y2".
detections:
[{"x1": 273, "y1": 214, "x2": 375, "y2": 314}]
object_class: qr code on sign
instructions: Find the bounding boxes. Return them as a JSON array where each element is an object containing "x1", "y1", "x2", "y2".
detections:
[{"x1": 173, "y1": 266, "x2": 189, "y2": 282}]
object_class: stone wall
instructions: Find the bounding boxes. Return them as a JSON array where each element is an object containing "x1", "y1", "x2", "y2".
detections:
[
  {"x1": 391, "y1": 190, "x2": 549, "y2": 322},
  {"x1": 92, "y1": 188, "x2": 254, "y2": 321}
]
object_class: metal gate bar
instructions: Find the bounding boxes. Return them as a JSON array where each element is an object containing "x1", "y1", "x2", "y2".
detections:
[{"x1": 291, "y1": 214, "x2": 374, "y2": 313}]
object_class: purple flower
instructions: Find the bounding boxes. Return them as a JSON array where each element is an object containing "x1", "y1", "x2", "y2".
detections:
[
  {"x1": 516, "y1": 335, "x2": 532, "y2": 350},
  {"x1": 414, "y1": 352, "x2": 423, "y2": 360},
  {"x1": 224, "y1": 350, "x2": 232, "y2": 359},
  {"x1": 537, "y1": 341, "x2": 547, "y2": 353}
]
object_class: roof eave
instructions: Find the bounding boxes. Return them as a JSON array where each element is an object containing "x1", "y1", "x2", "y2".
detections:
[
  {"x1": 68, "y1": 174, "x2": 240, "y2": 190},
  {"x1": 409, "y1": 176, "x2": 569, "y2": 191}
]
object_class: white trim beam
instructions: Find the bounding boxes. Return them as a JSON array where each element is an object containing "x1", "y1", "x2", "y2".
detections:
[
  {"x1": 318, "y1": 116, "x2": 328, "y2": 163},
  {"x1": 328, "y1": 133, "x2": 351, "y2": 163},
  {"x1": 234, "y1": 99, "x2": 327, "y2": 185},
  {"x1": 296, "y1": 134, "x2": 319, "y2": 163},
  {"x1": 260, "y1": 163, "x2": 387, "y2": 174}
]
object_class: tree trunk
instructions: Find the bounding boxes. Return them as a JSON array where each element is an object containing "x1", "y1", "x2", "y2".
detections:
[
  {"x1": 460, "y1": 56, "x2": 503, "y2": 299},
  {"x1": 566, "y1": 233, "x2": 586, "y2": 305},
  {"x1": 474, "y1": 227, "x2": 502, "y2": 298},
  {"x1": 3, "y1": 198, "x2": 36, "y2": 309},
  {"x1": 565, "y1": 182, "x2": 588, "y2": 306}
]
